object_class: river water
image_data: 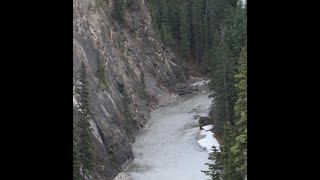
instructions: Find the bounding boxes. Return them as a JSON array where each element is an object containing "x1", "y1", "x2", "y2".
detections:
[{"x1": 124, "y1": 90, "x2": 215, "y2": 180}]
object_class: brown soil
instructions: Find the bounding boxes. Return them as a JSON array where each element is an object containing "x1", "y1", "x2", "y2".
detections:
[{"x1": 213, "y1": 131, "x2": 224, "y2": 145}]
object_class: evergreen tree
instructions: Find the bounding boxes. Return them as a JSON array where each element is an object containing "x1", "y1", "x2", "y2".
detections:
[
  {"x1": 205, "y1": 2, "x2": 246, "y2": 180},
  {"x1": 73, "y1": 121, "x2": 81, "y2": 180},
  {"x1": 167, "y1": 0, "x2": 179, "y2": 40},
  {"x1": 202, "y1": 0, "x2": 209, "y2": 65},
  {"x1": 208, "y1": 30, "x2": 237, "y2": 135},
  {"x1": 159, "y1": 0, "x2": 170, "y2": 28},
  {"x1": 145, "y1": 0, "x2": 244, "y2": 67},
  {"x1": 96, "y1": 51, "x2": 108, "y2": 91},
  {"x1": 112, "y1": 0, "x2": 126, "y2": 23},
  {"x1": 225, "y1": 4, "x2": 247, "y2": 65},
  {"x1": 208, "y1": 31, "x2": 223, "y2": 134},
  {"x1": 77, "y1": 61, "x2": 94, "y2": 180},
  {"x1": 231, "y1": 47, "x2": 247, "y2": 178},
  {"x1": 202, "y1": 146, "x2": 223, "y2": 180},
  {"x1": 160, "y1": 22, "x2": 173, "y2": 45},
  {"x1": 140, "y1": 70, "x2": 147, "y2": 99},
  {"x1": 221, "y1": 122, "x2": 240, "y2": 180},
  {"x1": 179, "y1": 5, "x2": 191, "y2": 59},
  {"x1": 189, "y1": 0, "x2": 200, "y2": 65},
  {"x1": 147, "y1": 0, "x2": 161, "y2": 33},
  {"x1": 123, "y1": 86, "x2": 131, "y2": 120},
  {"x1": 119, "y1": 83, "x2": 136, "y2": 135}
]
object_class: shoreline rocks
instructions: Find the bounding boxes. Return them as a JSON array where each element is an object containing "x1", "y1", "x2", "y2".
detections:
[{"x1": 199, "y1": 116, "x2": 211, "y2": 130}]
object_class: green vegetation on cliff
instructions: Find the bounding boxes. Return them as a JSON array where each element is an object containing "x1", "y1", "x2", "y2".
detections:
[{"x1": 74, "y1": 62, "x2": 95, "y2": 180}]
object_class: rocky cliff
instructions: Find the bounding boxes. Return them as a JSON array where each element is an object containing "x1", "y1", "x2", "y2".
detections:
[{"x1": 73, "y1": 0, "x2": 188, "y2": 179}]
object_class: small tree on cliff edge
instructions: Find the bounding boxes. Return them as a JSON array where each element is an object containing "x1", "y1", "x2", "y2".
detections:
[
  {"x1": 112, "y1": 0, "x2": 126, "y2": 23},
  {"x1": 73, "y1": 120, "x2": 81, "y2": 180},
  {"x1": 140, "y1": 70, "x2": 147, "y2": 99},
  {"x1": 77, "y1": 61, "x2": 94, "y2": 180}
]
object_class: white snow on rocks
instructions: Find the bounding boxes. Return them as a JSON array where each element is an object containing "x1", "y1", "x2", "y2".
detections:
[
  {"x1": 191, "y1": 79, "x2": 211, "y2": 88},
  {"x1": 198, "y1": 125, "x2": 220, "y2": 153}
]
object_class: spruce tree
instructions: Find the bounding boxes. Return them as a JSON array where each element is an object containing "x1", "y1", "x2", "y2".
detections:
[
  {"x1": 167, "y1": 0, "x2": 179, "y2": 39},
  {"x1": 160, "y1": 23, "x2": 171, "y2": 45},
  {"x1": 179, "y1": 5, "x2": 191, "y2": 59},
  {"x1": 112, "y1": 0, "x2": 126, "y2": 23},
  {"x1": 158, "y1": 0, "x2": 169, "y2": 28},
  {"x1": 73, "y1": 121, "x2": 81, "y2": 180},
  {"x1": 221, "y1": 122, "x2": 239, "y2": 180},
  {"x1": 140, "y1": 70, "x2": 147, "y2": 99},
  {"x1": 231, "y1": 47, "x2": 247, "y2": 178},
  {"x1": 120, "y1": 83, "x2": 135, "y2": 135},
  {"x1": 208, "y1": 30, "x2": 237, "y2": 134},
  {"x1": 202, "y1": 0, "x2": 209, "y2": 65},
  {"x1": 189, "y1": 0, "x2": 199, "y2": 65},
  {"x1": 77, "y1": 61, "x2": 94, "y2": 180},
  {"x1": 203, "y1": 146, "x2": 223, "y2": 180},
  {"x1": 96, "y1": 51, "x2": 108, "y2": 91},
  {"x1": 205, "y1": 2, "x2": 246, "y2": 180},
  {"x1": 225, "y1": 4, "x2": 247, "y2": 65},
  {"x1": 148, "y1": 1, "x2": 161, "y2": 33}
]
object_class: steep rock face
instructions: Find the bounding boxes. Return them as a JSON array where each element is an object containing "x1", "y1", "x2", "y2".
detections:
[{"x1": 73, "y1": 0, "x2": 187, "y2": 179}]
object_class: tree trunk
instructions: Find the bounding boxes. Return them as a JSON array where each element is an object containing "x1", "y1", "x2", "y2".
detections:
[{"x1": 221, "y1": 25, "x2": 230, "y2": 122}]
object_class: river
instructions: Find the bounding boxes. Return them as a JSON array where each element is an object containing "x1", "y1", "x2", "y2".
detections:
[{"x1": 121, "y1": 89, "x2": 217, "y2": 180}]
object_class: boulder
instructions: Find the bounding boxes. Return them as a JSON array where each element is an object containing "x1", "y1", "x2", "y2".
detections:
[{"x1": 199, "y1": 116, "x2": 210, "y2": 129}]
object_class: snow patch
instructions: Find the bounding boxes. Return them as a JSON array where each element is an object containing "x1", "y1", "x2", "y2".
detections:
[
  {"x1": 198, "y1": 125, "x2": 220, "y2": 153},
  {"x1": 191, "y1": 79, "x2": 211, "y2": 88},
  {"x1": 202, "y1": 125, "x2": 213, "y2": 131}
]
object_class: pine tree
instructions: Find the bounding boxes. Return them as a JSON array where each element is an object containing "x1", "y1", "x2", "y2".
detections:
[
  {"x1": 77, "y1": 61, "x2": 94, "y2": 180},
  {"x1": 208, "y1": 31, "x2": 223, "y2": 135},
  {"x1": 221, "y1": 122, "x2": 240, "y2": 180},
  {"x1": 160, "y1": 22, "x2": 172, "y2": 45},
  {"x1": 189, "y1": 0, "x2": 200, "y2": 65},
  {"x1": 73, "y1": 121, "x2": 81, "y2": 180},
  {"x1": 167, "y1": 0, "x2": 179, "y2": 40},
  {"x1": 140, "y1": 70, "x2": 147, "y2": 99},
  {"x1": 147, "y1": 0, "x2": 161, "y2": 34},
  {"x1": 112, "y1": 0, "x2": 126, "y2": 23},
  {"x1": 202, "y1": 0, "x2": 209, "y2": 65},
  {"x1": 202, "y1": 146, "x2": 223, "y2": 180},
  {"x1": 231, "y1": 47, "x2": 247, "y2": 179},
  {"x1": 96, "y1": 51, "x2": 108, "y2": 91},
  {"x1": 206, "y1": 0, "x2": 217, "y2": 62},
  {"x1": 225, "y1": 4, "x2": 247, "y2": 65},
  {"x1": 208, "y1": 29, "x2": 237, "y2": 135},
  {"x1": 158, "y1": 0, "x2": 169, "y2": 28},
  {"x1": 205, "y1": 2, "x2": 246, "y2": 179},
  {"x1": 204, "y1": 123, "x2": 241, "y2": 180},
  {"x1": 179, "y1": 5, "x2": 191, "y2": 59},
  {"x1": 120, "y1": 83, "x2": 136, "y2": 135}
]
